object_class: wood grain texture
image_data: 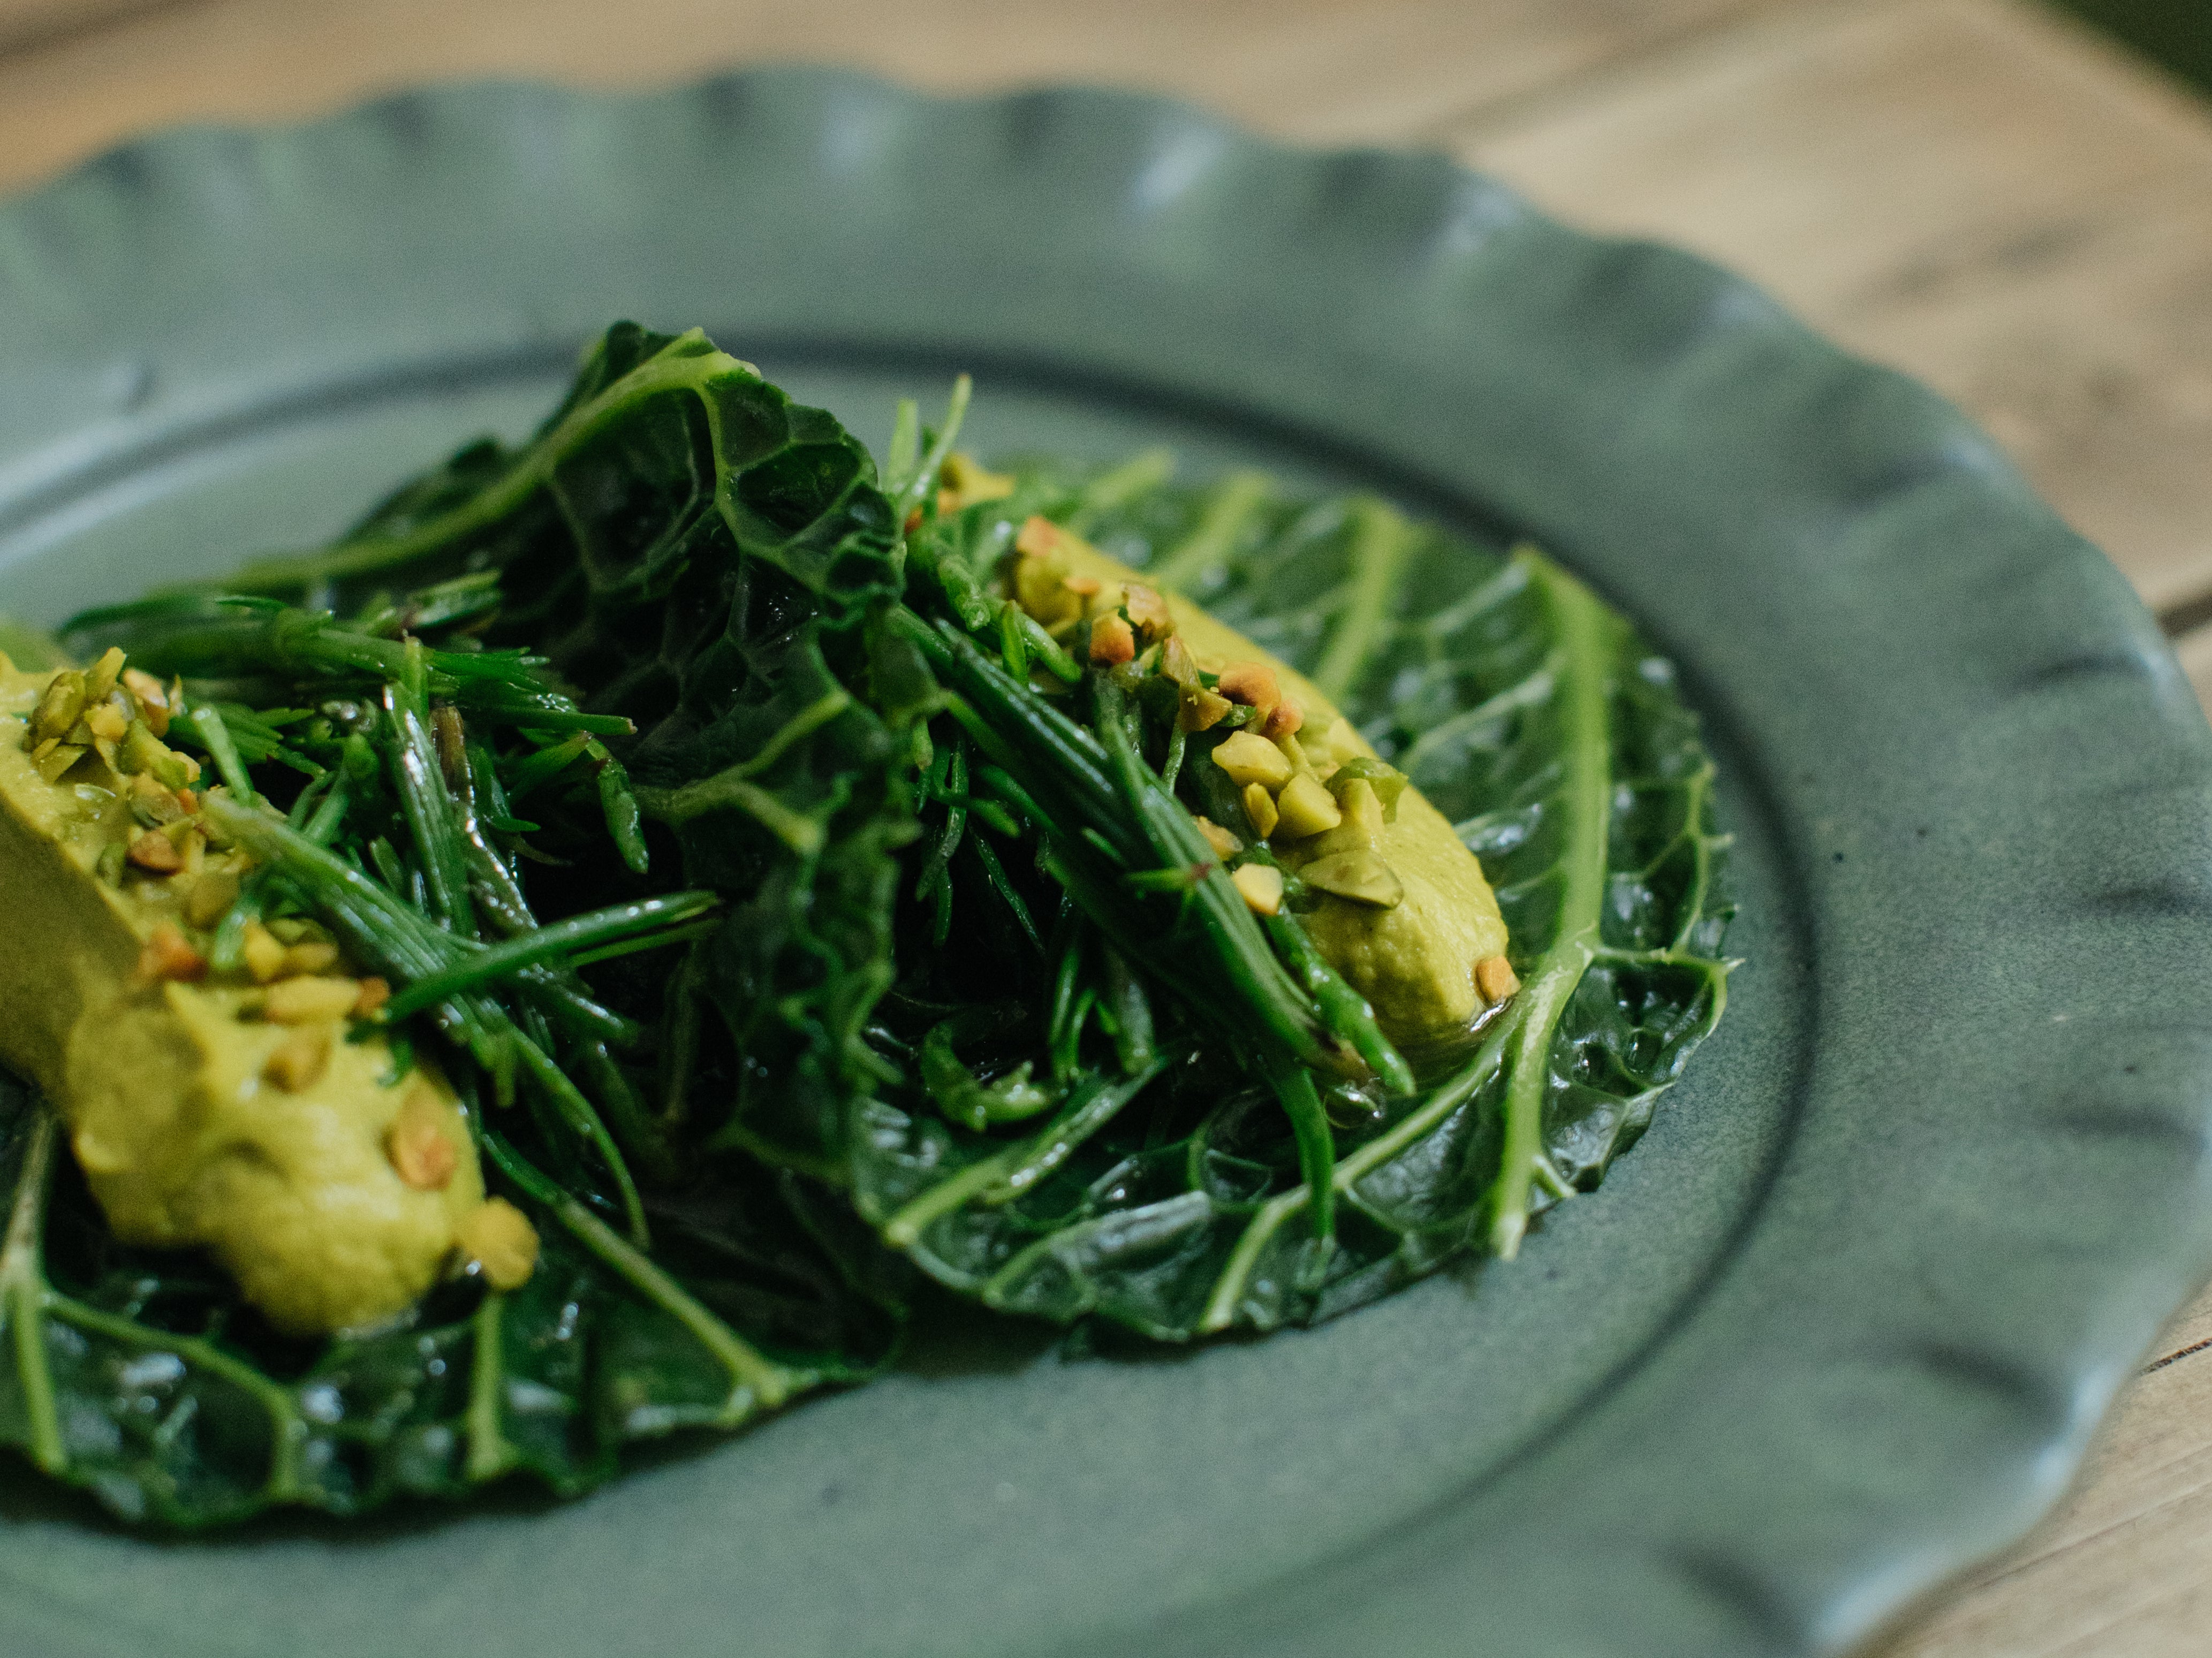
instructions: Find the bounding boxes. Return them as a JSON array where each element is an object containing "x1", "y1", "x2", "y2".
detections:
[
  {"x1": 5, "y1": 1, "x2": 2212, "y2": 1652},
  {"x1": 1453, "y1": 0, "x2": 2212, "y2": 615},
  {"x1": 0, "y1": 0, "x2": 1759, "y2": 192}
]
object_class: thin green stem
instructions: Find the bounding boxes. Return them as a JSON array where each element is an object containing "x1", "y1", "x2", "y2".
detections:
[
  {"x1": 1, "y1": 1111, "x2": 62, "y2": 1473},
  {"x1": 1147, "y1": 469, "x2": 1270, "y2": 593},
  {"x1": 464, "y1": 1291, "x2": 514, "y2": 1482},
  {"x1": 1310, "y1": 497, "x2": 1415, "y2": 706}
]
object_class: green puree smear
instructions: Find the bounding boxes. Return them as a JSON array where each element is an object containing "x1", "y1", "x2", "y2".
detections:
[{"x1": 0, "y1": 324, "x2": 1732, "y2": 1525}]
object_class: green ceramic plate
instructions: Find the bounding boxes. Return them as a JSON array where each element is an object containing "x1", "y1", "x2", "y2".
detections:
[{"x1": 2, "y1": 69, "x2": 2209, "y2": 1658}]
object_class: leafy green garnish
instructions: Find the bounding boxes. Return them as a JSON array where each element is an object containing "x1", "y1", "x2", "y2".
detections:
[{"x1": 0, "y1": 323, "x2": 1730, "y2": 1524}]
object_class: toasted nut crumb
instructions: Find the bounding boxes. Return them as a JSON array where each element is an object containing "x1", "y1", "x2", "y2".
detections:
[
  {"x1": 1014, "y1": 515, "x2": 1062, "y2": 558},
  {"x1": 1261, "y1": 697, "x2": 1305, "y2": 740},
  {"x1": 1241, "y1": 781, "x2": 1279, "y2": 840},
  {"x1": 1475, "y1": 955, "x2": 1521, "y2": 1005},
  {"x1": 30, "y1": 671, "x2": 86, "y2": 745},
  {"x1": 34, "y1": 743, "x2": 86, "y2": 784},
  {"x1": 263, "y1": 1025, "x2": 332, "y2": 1092},
  {"x1": 458, "y1": 1198, "x2": 540, "y2": 1290},
  {"x1": 1124, "y1": 583, "x2": 1173, "y2": 643},
  {"x1": 1216, "y1": 661, "x2": 1281, "y2": 714},
  {"x1": 386, "y1": 1087, "x2": 459, "y2": 1191},
  {"x1": 173, "y1": 788, "x2": 199, "y2": 814},
  {"x1": 263, "y1": 976, "x2": 363, "y2": 1024},
  {"x1": 1063, "y1": 574, "x2": 1102, "y2": 596},
  {"x1": 241, "y1": 922, "x2": 288, "y2": 985},
  {"x1": 283, "y1": 941, "x2": 342, "y2": 978},
  {"x1": 1177, "y1": 686, "x2": 1232, "y2": 733},
  {"x1": 1211, "y1": 731, "x2": 1293, "y2": 790},
  {"x1": 122, "y1": 668, "x2": 172, "y2": 736},
  {"x1": 1299, "y1": 849, "x2": 1405, "y2": 910},
  {"x1": 126, "y1": 830, "x2": 184, "y2": 873},
  {"x1": 135, "y1": 924, "x2": 206, "y2": 985},
  {"x1": 354, "y1": 977, "x2": 392, "y2": 1017},
  {"x1": 1193, "y1": 816, "x2": 1241, "y2": 858},
  {"x1": 83, "y1": 648, "x2": 126, "y2": 703},
  {"x1": 1089, "y1": 612, "x2": 1136, "y2": 665},
  {"x1": 1273, "y1": 773, "x2": 1343, "y2": 840},
  {"x1": 183, "y1": 869, "x2": 241, "y2": 929},
  {"x1": 84, "y1": 703, "x2": 128, "y2": 743},
  {"x1": 1231, "y1": 863, "x2": 1284, "y2": 917}
]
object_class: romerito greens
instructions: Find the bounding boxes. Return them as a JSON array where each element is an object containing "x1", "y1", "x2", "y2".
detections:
[{"x1": 0, "y1": 323, "x2": 1731, "y2": 1524}]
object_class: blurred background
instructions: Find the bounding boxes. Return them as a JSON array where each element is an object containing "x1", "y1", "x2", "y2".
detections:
[{"x1": 1, "y1": 3, "x2": 2210, "y2": 1654}]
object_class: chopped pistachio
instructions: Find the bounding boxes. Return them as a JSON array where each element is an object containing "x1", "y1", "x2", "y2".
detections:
[
  {"x1": 1299, "y1": 849, "x2": 1404, "y2": 909},
  {"x1": 283, "y1": 940, "x2": 342, "y2": 978},
  {"x1": 1475, "y1": 955, "x2": 1521, "y2": 1005},
  {"x1": 263, "y1": 1025, "x2": 333, "y2": 1092},
  {"x1": 82, "y1": 647, "x2": 126, "y2": 704},
  {"x1": 937, "y1": 451, "x2": 1016, "y2": 513},
  {"x1": 385, "y1": 1086, "x2": 459, "y2": 1191},
  {"x1": 1328, "y1": 757, "x2": 1407, "y2": 821},
  {"x1": 94, "y1": 840, "x2": 126, "y2": 886},
  {"x1": 1230, "y1": 863, "x2": 1284, "y2": 916},
  {"x1": 1014, "y1": 515, "x2": 1062, "y2": 558},
  {"x1": 184, "y1": 869, "x2": 242, "y2": 929},
  {"x1": 1274, "y1": 773, "x2": 1342, "y2": 840},
  {"x1": 83, "y1": 702, "x2": 128, "y2": 743},
  {"x1": 1124, "y1": 583, "x2": 1173, "y2": 644},
  {"x1": 1177, "y1": 686, "x2": 1233, "y2": 733},
  {"x1": 34, "y1": 742, "x2": 86, "y2": 784},
  {"x1": 126, "y1": 829, "x2": 182, "y2": 873},
  {"x1": 1261, "y1": 696, "x2": 1305, "y2": 740},
  {"x1": 354, "y1": 977, "x2": 392, "y2": 1017},
  {"x1": 1216, "y1": 660, "x2": 1280, "y2": 711},
  {"x1": 1014, "y1": 551, "x2": 1084, "y2": 634},
  {"x1": 29, "y1": 670, "x2": 86, "y2": 746},
  {"x1": 458, "y1": 1198, "x2": 541, "y2": 1290},
  {"x1": 1158, "y1": 634, "x2": 1201, "y2": 688},
  {"x1": 1324, "y1": 777, "x2": 1387, "y2": 850},
  {"x1": 1089, "y1": 612, "x2": 1137, "y2": 665},
  {"x1": 1211, "y1": 730, "x2": 1293, "y2": 790},
  {"x1": 126, "y1": 772, "x2": 185, "y2": 827},
  {"x1": 122, "y1": 668, "x2": 172, "y2": 736},
  {"x1": 134, "y1": 924, "x2": 207, "y2": 985},
  {"x1": 241, "y1": 922, "x2": 289, "y2": 985},
  {"x1": 1193, "y1": 816, "x2": 1241, "y2": 858},
  {"x1": 263, "y1": 976, "x2": 363, "y2": 1024},
  {"x1": 1063, "y1": 574, "x2": 1102, "y2": 596},
  {"x1": 1241, "y1": 780, "x2": 1279, "y2": 839}
]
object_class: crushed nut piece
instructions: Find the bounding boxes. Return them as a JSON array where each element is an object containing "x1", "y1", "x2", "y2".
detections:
[
  {"x1": 134, "y1": 924, "x2": 206, "y2": 985},
  {"x1": 1123, "y1": 583, "x2": 1173, "y2": 644},
  {"x1": 1211, "y1": 731, "x2": 1293, "y2": 790},
  {"x1": 1193, "y1": 817, "x2": 1241, "y2": 858},
  {"x1": 126, "y1": 829, "x2": 184, "y2": 873},
  {"x1": 354, "y1": 977, "x2": 392, "y2": 1017},
  {"x1": 1241, "y1": 781, "x2": 1279, "y2": 840},
  {"x1": 1299, "y1": 849, "x2": 1405, "y2": 909},
  {"x1": 1216, "y1": 661, "x2": 1281, "y2": 715},
  {"x1": 1063, "y1": 574, "x2": 1102, "y2": 596},
  {"x1": 1014, "y1": 515, "x2": 1063, "y2": 558},
  {"x1": 1261, "y1": 697, "x2": 1305, "y2": 740},
  {"x1": 283, "y1": 941, "x2": 342, "y2": 978},
  {"x1": 122, "y1": 668, "x2": 172, "y2": 736},
  {"x1": 263, "y1": 976, "x2": 364, "y2": 1024},
  {"x1": 83, "y1": 647, "x2": 126, "y2": 704},
  {"x1": 1089, "y1": 612, "x2": 1136, "y2": 665},
  {"x1": 457, "y1": 1198, "x2": 540, "y2": 1291},
  {"x1": 1176, "y1": 687, "x2": 1232, "y2": 733},
  {"x1": 1475, "y1": 955, "x2": 1521, "y2": 1005},
  {"x1": 1273, "y1": 773, "x2": 1342, "y2": 840},
  {"x1": 241, "y1": 922, "x2": 288, "y2": 985},
  {"x1": 34, "y1": 743, "x2": 86, "y2": 784},
  {"x1": 183, "y1": 869, "x2": 242, "y2": 929},
  {"x1": 386, "y1": 1087, "x2": 459, "y2": 1191},
  {"x1": 263, "y1": 1025, "x2": 332, "y2": 1092},
  {"x1": 1230, "y1": 863, "x2": 1284, "y2": 916},
  {"x1": 29, "y1": 671, "x2": 86, "y2": 746},
  {"x1": 83, "y1": 703, "x2": 128, "y2": 743}
]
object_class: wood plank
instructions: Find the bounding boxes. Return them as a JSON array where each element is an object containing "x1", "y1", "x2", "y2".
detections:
[
  {"x1": 0, "y1": 0, "x2": 1762, "y2": 199},
  {"x1": 1876, "y1": 1341, "x2": 2212, "y2": 1656},
  {"x1": 1454, "y1": 0, "x2": 2212, "y2": 614}
]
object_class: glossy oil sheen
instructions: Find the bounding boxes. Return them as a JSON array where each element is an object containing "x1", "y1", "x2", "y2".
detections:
[{"x1": 0, "y1": 69, "x2": 2207, "y2": 1658}]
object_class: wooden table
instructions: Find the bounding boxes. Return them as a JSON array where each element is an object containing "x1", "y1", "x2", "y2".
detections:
[{"x1": 3, "y1": 1, "x2": 2209, "y2": 1650}]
